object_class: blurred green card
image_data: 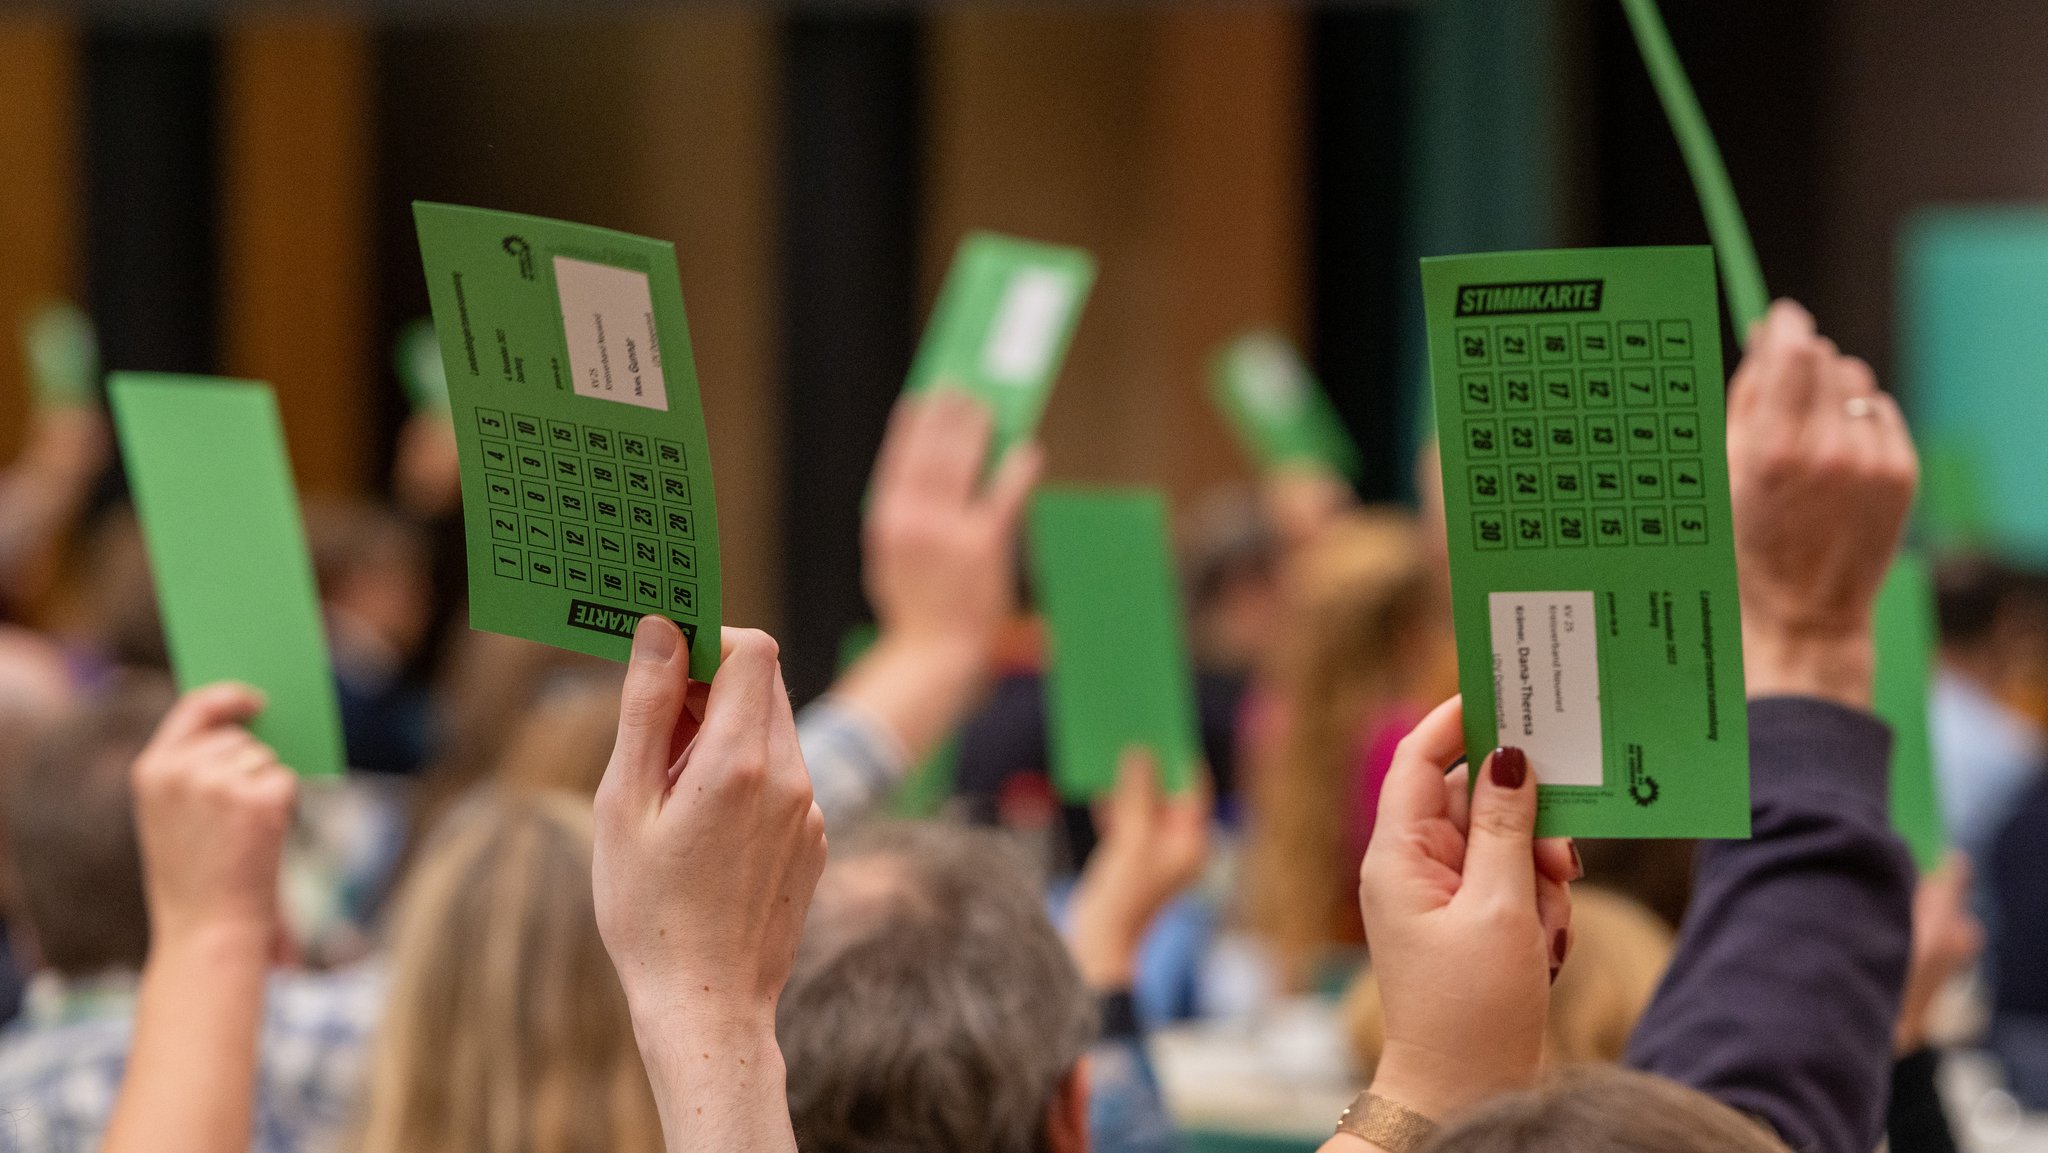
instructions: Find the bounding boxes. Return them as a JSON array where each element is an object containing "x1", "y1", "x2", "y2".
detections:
[
  {"x1": 1901, "y1": 209, "x2": 2048, "y2": 560},
  {"x1": 1029, "y1": 487, "x2": 1200, "y2": 800},
  {"x1": 1209, "y1": 330, "x2": 1362, "y2": 480},
  {"x1": 906, "y1": 232, "x2": 1096, "y2": 458},
  {"x1": 1424, "y1": 246, "x2": 1749, "y2": 838},
  {"x1": 21, "y1": 300, "x2": 100, "y2": 409},
  {"x1": 109, "y1": 374, "x2": 344, "y2": 778},
  {"x1": 394, "y1": 317, "x2": 451, "y2": 413},
  {"x1": 1874, "y1": 553, "x2": 1945, "y2": 873},
  {"x1": 414, "y1": 202, "x2": 722, "y2": 682}
]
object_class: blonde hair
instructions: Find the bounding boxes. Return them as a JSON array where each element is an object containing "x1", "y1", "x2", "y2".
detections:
[
  {"x1": 355, "y1": 790, "x2": 661, "y2": 1153},
  {"x1": 1341, "y1": 886, "x2": 1675, "y2": 1079},
  {"x1": 1240, "y1": 509, "x2": 1442, "y2": 989}
]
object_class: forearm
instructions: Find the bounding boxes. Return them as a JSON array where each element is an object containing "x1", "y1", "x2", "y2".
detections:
[
  {"x1": 824, "y1": 632, "x2": 984, "y2": 772},
  {"x1": 1626, "y1": 698, "x2": 1913, "y2": 1153},
  {"x1": 102, "y1": 923, "x2": 271, "y2": 1153},
  {"x1": 634, "y1": 1007, "x2": 798, "y2": 1153}
]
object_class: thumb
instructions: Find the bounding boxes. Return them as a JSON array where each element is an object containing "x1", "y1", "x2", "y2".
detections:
[
  {"x1": 1459, "y1": 746, "x2": 1538, "y2": 906},
  {"x1": 610, "y1": 615, "x2": 689, "y2": 800}
]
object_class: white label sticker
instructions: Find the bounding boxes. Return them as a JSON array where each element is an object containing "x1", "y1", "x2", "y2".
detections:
[
  {"x1": 980, "y1": 267, "x2": 1076, "y2": 387},
  {"x1": 1233, "y1": 336, "x2": 1309, "y2": 420},
  {"x1": 1488, "y1": 591, "x2": 1603, "y2": 787},
  {"x1": 555, "y1": 256, "x2": 668, "y2": 411}
]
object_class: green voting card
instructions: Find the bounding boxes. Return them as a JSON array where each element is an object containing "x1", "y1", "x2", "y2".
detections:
[
  {"x1": 1620, "y1": 0, "x2": 1768, "y2": 335},
  {"x1": 1874, "y1": 553, "x2": 1945, "y2": 873},
  {"x1": 109, "y1": 374, "x2": 345, "y2": 778},
  {"x1": 395, "y1": 317, "x2": 451, "y2": 413},
  {"x1": 21, "y1": 300, "x2": 100, "y2": 409},
  {"x1": 906, "y1": 232, "x2": 1096, "y2": 457},
  {"x1": 1901, "y1": 209, "x2": 2048, "y2": 561},
  {"x1": 1424, "y1": 247, "x2": 1749, "y2": 838},
  {"x1": 1029, "y1": 488, "x2": 1200, "y2": 801},
  {"x1": 414, "y1": 203, "x2": 722, "y2": 682},
  {"x1": 1209, "y1": 330, "x2": 1363, "y2": 481}
]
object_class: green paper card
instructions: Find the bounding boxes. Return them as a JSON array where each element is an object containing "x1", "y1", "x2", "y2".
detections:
[
  {"x1": 1619, "y1": 0, "x2": 1768, "y2": 335},
  {"x1": 1424, "y1": 246, "x2": 1749, "y2": 838},
  {"x1": 1874, "y1": 553, "x2": 1945, "y2": 873},
  {"x1": 1030, "y1": 487, "x2": 1200, "y2": 801},
  {"x1": 906, "y1": 232, "x2": 1096, "y2": 457},
  {"x1": 1209, "y1": 331, "x2": 1363, "y2": 480},
  {"x1": 395, "y1": 317, "x2": 451, "y2": 413},
  {"x1": 22, "y1": 300, "x2": 100, "y2": 408},
  {"x1": 414, "y1": 202, "x2": 722, "y2": 682},
  {"x1": 109, "y1": 375, "x2": 345, "y2": 778}
]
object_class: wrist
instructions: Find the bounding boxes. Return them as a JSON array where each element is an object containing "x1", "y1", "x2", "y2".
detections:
[
  {"x1": 147, "y1": 917, "x2": 273, "y2": 973},
  {"x1": 1742, "y1": 620, "x2": 1874, "y2": 709},
  {"x1": 1371, "y1": 1040, "x2": 1527, "y2": 1124}
]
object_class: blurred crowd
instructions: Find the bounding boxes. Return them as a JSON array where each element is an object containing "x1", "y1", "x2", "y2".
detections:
[{"x1": 0, "y1": 298, "x2": 2037, "y2": 1153}]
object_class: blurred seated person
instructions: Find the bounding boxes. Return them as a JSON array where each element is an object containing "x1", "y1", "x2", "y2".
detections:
[
  {"x1": 0, "y1": 679, "x2": 381, "y2": 1153},
  {"x1": 1237, "y1": 509, "x2": 1452, "y2": 991},
  {"x1": 353, "y1": 789, "x2": 661, "y2": 1153},
  {"x1": 306, "y1": 500, "x2": 437, "y2": 776},
  {"x1": 1931, "y1": 554, "x2": 2046, "y2": 864}
]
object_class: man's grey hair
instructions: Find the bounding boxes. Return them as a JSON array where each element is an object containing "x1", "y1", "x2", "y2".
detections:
[{"x1": 778, "y1": 821, "x2": 1098, "y2": 1153}]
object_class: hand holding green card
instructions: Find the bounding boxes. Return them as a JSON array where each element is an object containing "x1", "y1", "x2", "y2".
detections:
[
  {"x1": 110, "y1": 374, "x2": 345, "y2": 778},
  {"x1": 1209, "y1": 330, "x2": 1363, "y2": 481},
  {"x1": 21, "y1": 300, "x2": 100, "y2": 409},
  {"x1": 906, "y1": 232, "x2": 1096, "y2": 461},
  {"x1": 1030, "y1": 487, "x2": 1201, "y2": 801},
  {"x1": 1424, "y1": 246, "x2": 1749, "y2": 838},
  {"x1": 413, "y1": 202, "x2": 723, "y2": 682}
]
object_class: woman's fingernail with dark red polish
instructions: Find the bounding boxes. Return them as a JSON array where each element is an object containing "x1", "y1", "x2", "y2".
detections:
[{"x1": 1491, "y1": 746, "x2": 1528, "y2": 789}]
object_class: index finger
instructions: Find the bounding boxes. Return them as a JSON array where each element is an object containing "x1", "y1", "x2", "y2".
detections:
[
  {"x1": 1375, "y1": 695, "x2": 1466, "y2": 828},
  {"x1": 147, "y1": 682, "x2": 265, "y2": 750},
  {"x1": 680, "y1": 628, "x2": 785, "y2": 778}
]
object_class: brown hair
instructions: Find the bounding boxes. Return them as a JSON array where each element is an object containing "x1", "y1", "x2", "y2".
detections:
[
  {"x1": 5, "y1": 676, "x2": 173, "y2": 975},
  {"x1": 354, "y1": 790, "x2": 660, "y2": 1153},
  {"x1": 1343, "y1": 886, "x2": 1675, "y2": 1077},
  {"x1": 1240, "y1": 509, "x2": 1445, "y2": 988},
  {"x1": 779, "y1": 822, "x2": 1096, "y2": 1153},
  {"x1": 1424, "y1": 1065, "x2": 1789, "y2": 1153}
]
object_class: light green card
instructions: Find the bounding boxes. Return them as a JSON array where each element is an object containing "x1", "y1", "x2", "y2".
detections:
[
  {"x1": 21, "y1": 300, "x2": 100, "y2": 409},
  {"x1": 1901, "y1": 209, "x2": 2048, "y2": 561},
  {"x1": 1619, "y1": 0, "x2": 1768, "y2": 335},
  {"x1": 414, "y1": 202, "x2": 721, "y2": 682},
  {"x1": 1029, "y1": 487, "x2": 1200, "y2": 801},
  {"x1": 1209, "y1": 330, "x2": 1363, "y2": 481},
  {"x1": 1874, "y1": 553, "x2": 1945, "y2": 873},
  {"x1": 110, "y1": 375, "x2": 345, "y2": 778},
  {"x1": 394, "y1": 317, "x2": 451, "y2": 413},
  {"x1": 906, "y1": 232, "x2": 1096, "y2": 458},
  {"x1": 1424, "y1": 247, "x2": 1749, "y2": 838}
]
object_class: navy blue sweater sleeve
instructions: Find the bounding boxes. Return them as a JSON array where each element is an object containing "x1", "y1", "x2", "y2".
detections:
[{"x1": 1625, "y1": 698, "x2": 1915, "y2": 1153}]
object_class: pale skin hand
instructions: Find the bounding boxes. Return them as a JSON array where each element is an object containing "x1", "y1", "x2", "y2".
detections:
[
  {"x1": 101, "y1": 684, "x2": 298, "y2": 1153},
  {"x1": 1728, "y1": 300, "x2": 1918, "y2": 708},
  {"x1": 593, "y1": 618, "x2": 827, "y2": 1153},
  {"x1": 1896, "y1": 853, "x2": 1985, "y2": 1055},
  {"x1": 828, "y1": 392, "x2": 1042, "y2": 767},
  {"x1": 1066, "y1": 750, "x2": 1211, "y2": 989},
  {"x1": 1322, "y1": 698, "x2": 1577, "y2": 1153}
]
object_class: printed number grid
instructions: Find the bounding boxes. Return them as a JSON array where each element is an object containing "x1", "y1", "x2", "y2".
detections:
[
  {"x1": 473, "y1": 408, "x2": 702, "y2": 619},
  {"x1": 1453, "y1": 318, "x2": 1711, "y2": 552}
]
